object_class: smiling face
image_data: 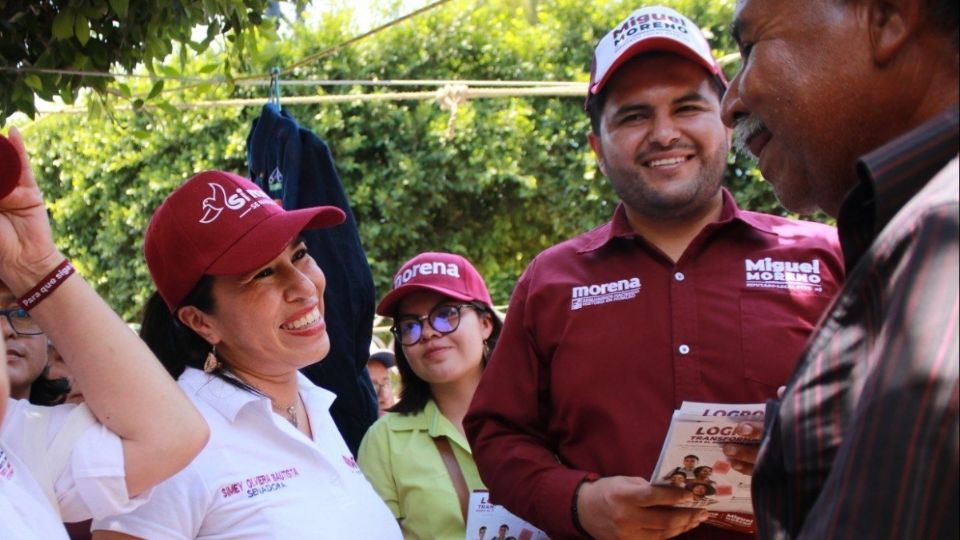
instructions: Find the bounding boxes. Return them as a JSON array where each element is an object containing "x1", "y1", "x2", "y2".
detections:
[
  {"x1": 589, "y1": 53, "x2": 729, "y2": 224},
  {"x1": 1, "y1": 282, "x2": 48, "y2": 399},
  {"x1": 396, "y1": 291, "x2": 492, "y2": 391},
  {"x1": 178, "y1": 240, "x2": 329, "y2": 378},
  {"x1": 721, "y1": 0, "x2": 873, "y2": 216}
]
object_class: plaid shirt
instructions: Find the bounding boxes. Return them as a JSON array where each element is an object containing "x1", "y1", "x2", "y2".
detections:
[{"x1": 753, "y1": 107, "x2": 959, "y2": 539}]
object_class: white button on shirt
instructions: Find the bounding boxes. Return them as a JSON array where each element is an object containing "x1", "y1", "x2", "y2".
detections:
[
  {"x1": 674, "y1": 272, "x2": 685, "y2": 281},
  {"x1": 92, "y1": 368, "x2": 401, "y2": 540},
  {"x1": 678, "y1": 344, "x2": 691, "y2": 355}
]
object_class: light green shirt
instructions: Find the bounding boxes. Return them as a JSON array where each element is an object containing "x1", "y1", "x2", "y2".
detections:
[{"x1": 358, "y1": 399, "x2": 485, "y2": 540}]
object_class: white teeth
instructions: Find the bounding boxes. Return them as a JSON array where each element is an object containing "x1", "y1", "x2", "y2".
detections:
[
  {"x1": 282, "y1": 307, "x2": 320, "y2": 330},
  {"x1": 647, "y1": 156, "x2": 688, "y2": 168}
]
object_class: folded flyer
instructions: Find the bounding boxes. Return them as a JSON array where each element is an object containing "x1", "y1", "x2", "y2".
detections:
[
  {"x1": 465, "y1": 490, "x2": 550, "y2": 540},
  {"x1": 650, "y1": 401, "x2": 765, "y2": 534}
]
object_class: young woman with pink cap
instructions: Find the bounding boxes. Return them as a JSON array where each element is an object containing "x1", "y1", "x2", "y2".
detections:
[
  {"x1": 90, "y1": 170, "x2": 400, "y2": 539},
  {"x1": 358, "y1": 252, "x2": 503, "y2": 539},
  {"x1": 0, "y1": 130, "x2": 208, "y2": 539}
]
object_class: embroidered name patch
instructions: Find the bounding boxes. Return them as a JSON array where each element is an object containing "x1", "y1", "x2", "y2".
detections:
[
  {"x1": 744, "y1": 257, "x2": 824, "y2": 293},
  {"x1": 570, "y1": 277, "x2": 642, "y2": 310},
  {"x1": 219, "y1": 467, "x2": 300, "y2": 499}
]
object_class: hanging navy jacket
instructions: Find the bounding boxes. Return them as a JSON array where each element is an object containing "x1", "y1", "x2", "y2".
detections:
[{"x1": 246, "y1": 103, "x2": 377, "y2": 454}]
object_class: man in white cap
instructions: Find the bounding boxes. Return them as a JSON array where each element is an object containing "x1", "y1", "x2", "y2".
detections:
[{"x1": 465, "y1": 6, "x2": 844, "y2": 539}]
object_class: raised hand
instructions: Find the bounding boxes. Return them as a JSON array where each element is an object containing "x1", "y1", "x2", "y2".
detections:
[{"x1": 0, "y1": 127, "x2": 62, "y2": 290}]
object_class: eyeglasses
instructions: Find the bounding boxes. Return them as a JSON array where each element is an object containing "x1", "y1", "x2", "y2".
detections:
[
  {"x1": 391, "y1": 303, "x2": 474, "y2": 346},
  {"x1": 372, "y1": 381, "x2": 392, "y2": 395},
  {"x1": 0, "y1": 307, "x2": 44, "y2": 336}
]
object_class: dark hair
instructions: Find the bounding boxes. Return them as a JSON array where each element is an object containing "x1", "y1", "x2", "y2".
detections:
[
  {"x1": 388, "y1": 300, "x2": 503, "y2": 415},
  {"x1": 916, "y1": 0, "x2": 958, "y2": 46},
  {"x1": 694, "y1": 465, "x2": 713, "y2": 476},
  {"x1": 139, "y1": 276, "x2": 259, "y2": 394},
  {"x1": 28, "y1": 365, "x2": 71, "y2": 406},
  {"x1": 684, "y1": 454, "x2": 700, "y2": 461}
]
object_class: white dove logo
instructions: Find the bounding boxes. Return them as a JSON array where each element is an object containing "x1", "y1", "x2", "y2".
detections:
[{"x1": 199, "y1": 183, "x2": 228, "y2": 224}]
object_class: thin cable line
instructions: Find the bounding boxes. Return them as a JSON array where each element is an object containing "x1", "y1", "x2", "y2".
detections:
[
  {"x1": 35, "y1": 84, "x2": 588, "y2": 114},
  {"x1": 274, "y1": 0, "x2": 456, "y2": 80},
  {"x1": 1, "y1": 0, "x2": 458, "y2": 91},
  {"x1": 0, "y1": 65, "x2": 582, "y2": 88},
  {"x1": 168, "y1": 0, "x2": 458, "y2": 94}
]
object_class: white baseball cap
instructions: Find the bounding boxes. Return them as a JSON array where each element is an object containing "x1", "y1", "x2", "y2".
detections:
[{"x1": 587, "y1": 6, "x2": 726, "y2": 105}]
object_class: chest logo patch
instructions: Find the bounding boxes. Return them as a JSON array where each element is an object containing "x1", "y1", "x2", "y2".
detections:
[
  {"x1": 744, "y1": 257, "x2": 824, "y2": 293},
  {"x1": 219, "y1": 467, "x2": 300, "y2": 499},
  {"x1": 570, "y1": 276, "x2": 641, "y2": 310},
  {"x1": 343, "y1": 455, "x2": 364, "y2": 475}
]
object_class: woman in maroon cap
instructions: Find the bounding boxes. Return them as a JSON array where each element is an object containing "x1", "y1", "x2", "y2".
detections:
[
  {"x1": 358, "y1": 252, "x2": 503, "y2": 539},
  {"x1": 91, "y1": 171, "x2": 400, "y2": 539}
]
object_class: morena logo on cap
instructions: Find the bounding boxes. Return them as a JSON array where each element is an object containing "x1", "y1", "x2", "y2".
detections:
[
  {"x1": 393, "y1": 261, "x2": 461, "y2": 289},
  {"x1": 199, "y1": 182, "x2": 276, "y2": 224}
]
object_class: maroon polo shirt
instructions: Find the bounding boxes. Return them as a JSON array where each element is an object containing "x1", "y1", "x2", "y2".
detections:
[{"x1": 465, "y1": 189, "x2": 844, "y2": 540}]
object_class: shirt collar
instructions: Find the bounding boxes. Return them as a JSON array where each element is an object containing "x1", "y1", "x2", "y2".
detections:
[
  {"x1": 578, "y1": 188, "x2": 771, "y2": 253},
  {"x1": 838, "y1": 107, "x2": 960, "y2": 268},
  {"x1": 180, "y1": 367, "x2": 336, "y2": 423},
  {"x1": 385, "y1": 399, "x2": 471, "y2": 452}
]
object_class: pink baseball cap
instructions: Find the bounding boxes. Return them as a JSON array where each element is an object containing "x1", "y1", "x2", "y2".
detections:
[
  {"x1": 376, "y1": 252, "x2": 492, "y2": 316},
  {"x1": 144, "y1": 170, "x2": 345, "y2": 311},
  {"x1": 587, "y1": 5, "x2": 726, "y2": 106}
]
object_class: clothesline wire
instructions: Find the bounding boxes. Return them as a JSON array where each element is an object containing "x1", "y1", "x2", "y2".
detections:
[
  {"x1": 36, "y1": 84, "x2": 588, "y2": 115},
  {"x1": 272, "y1": 0, "x2": 456, "y2": 80},
  {"x1": 0, "y1": 0, "x2": 458, "y2": 91},
  {"x1": 0, "y1": 65, "x2": 583, "y2": 88},
  {"x1": 164, "y1": 0, "x2": 458, "y2": 96}
]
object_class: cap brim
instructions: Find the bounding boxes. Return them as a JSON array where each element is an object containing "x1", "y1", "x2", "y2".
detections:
[
  {"x1": 376, "y1": 283, "x2": 477, "y2": 317},
  {"x1": 589, "y1": 37, "x2": 723, "y2": 97},
  {"x1": 206, "y1": 205, "x2": 345, "y2": 276}
]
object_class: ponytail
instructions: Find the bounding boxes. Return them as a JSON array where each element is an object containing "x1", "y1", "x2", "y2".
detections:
[{"x1": 139, "y1": 276, "x2": 259, "y2": 395}]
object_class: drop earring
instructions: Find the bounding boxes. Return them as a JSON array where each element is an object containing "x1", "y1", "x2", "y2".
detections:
[{"x1": 203, "y1": 344, "x2": 220, "y2": 373}]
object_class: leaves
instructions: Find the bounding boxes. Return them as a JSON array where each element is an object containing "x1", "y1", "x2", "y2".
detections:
[
  {"x1": 74, "y1": 14, "x2": 90, "y2": 46},
  {"x1": 108, "y1": 0, "x2": 130, "y2": 18},
  {"x1": 52, "y1": 9, "x2": 76, "y2": 40},
  {"x1": 2, "y1": 0, "x2": 273, "y2": 121}
]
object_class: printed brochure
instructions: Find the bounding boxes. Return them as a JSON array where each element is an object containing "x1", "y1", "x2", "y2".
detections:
[
  {"x1": 650, "y1": 401, "x2": 765, "y2": 534},
  {"x1": 465, "y1": 490, "x2": 550, "y2": 540}
]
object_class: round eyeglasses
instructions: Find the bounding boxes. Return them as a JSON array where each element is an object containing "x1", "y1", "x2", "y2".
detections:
[
  {"x1": 0, "y1": 307, "x2": 44, "y2": 336},
  {"x1": 391, "y1": 303, "x2": 475, "y2": 346}
]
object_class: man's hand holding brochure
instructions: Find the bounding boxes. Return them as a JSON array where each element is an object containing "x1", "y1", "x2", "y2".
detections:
[{"x1": 649, "y1": 402, "x2": 766, "y2": 534}]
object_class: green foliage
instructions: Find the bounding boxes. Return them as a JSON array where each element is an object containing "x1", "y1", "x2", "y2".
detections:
[
  {"x1": 18, "y1": 0, "x2": 828, "y2": 321},
  {"x1": 0, "y1": 0, "x2": 296, "y2": 120}
]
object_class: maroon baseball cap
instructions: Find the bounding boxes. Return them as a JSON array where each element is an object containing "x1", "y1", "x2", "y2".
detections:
[
  {"x1": 144, "y1": 170, "x2": 345, "y2": 311},
  {"x1": 376, "y1": 252, "x2": 493, "y2": 316},
  {"x1": 0, "y1": 133, "x2": 22, "y2": 200}
]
